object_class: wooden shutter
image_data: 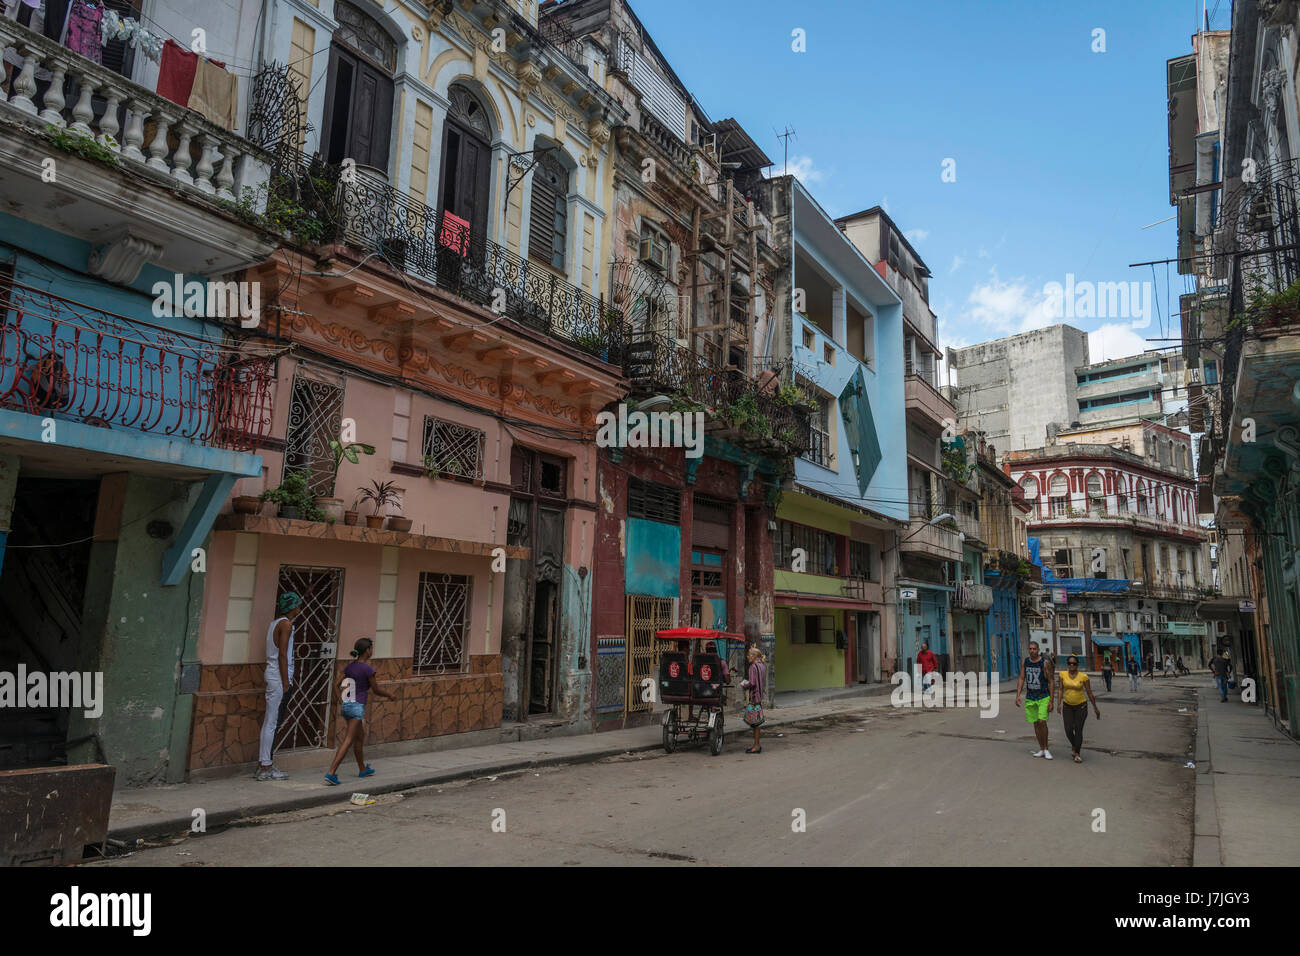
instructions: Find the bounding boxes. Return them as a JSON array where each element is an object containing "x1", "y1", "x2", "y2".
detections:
[
  {"x1": 528, "y1": 159, "x2": 567, "y2": 269},
  {"x1": 349, "y1": 61, "x2": 392, "y2": 170}
]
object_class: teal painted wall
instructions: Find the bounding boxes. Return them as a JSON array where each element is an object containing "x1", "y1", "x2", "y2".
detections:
[
  {"x1": 626, "y1": 518, "x2": 681, "y2": 598},
  {"x1": 66, "y1": 474, "x2": 205, "y2": 785}
]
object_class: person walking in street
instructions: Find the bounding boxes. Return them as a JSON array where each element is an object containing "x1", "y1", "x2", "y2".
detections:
[
  {"x1": 1176, "y1": 655, "x2": 1188, "y2": 676},
  {"x1": 1126, "y1": 653, "x2": 1141, "y2": 692},
  {"x1": 1163, "y1": 653, "x2": 1175, "y2": 678},
  {"x1": 917, "y1": 642, "x2": 939, "y2": 691},
  {"x1": 740, "y1": 644, "x2": 767, "y2": 754},
  {"x1": 325, "y1": 637, "x2": 394, "y2": 785},
  {"x1": 1055, "y1": 654, "x2": 1101, "y2": 763},
  {"x1": 257, "y1": 592, "x2": 304, "y2": 781},
  {"x1": 1101, "y1": 652, "x2": 1114, "y2": 693},
  {"x1": 1144, "y1": 652, "x2": 1155, "y2": 679},
  {"x1": 1210, "y1": 650, "x2": 1231, "y2": 702},
  {"x1": 1016, "y1": 640, "x2": 1054, "y2": 759}
]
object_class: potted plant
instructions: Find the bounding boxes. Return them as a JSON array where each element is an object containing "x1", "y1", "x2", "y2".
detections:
[
  {"x1": 233, "y1": 493, "x2": 262, "y2": 514},
  {"x1": 343, "y1": 494, "x2": 361, "y2": 526},
  {"x1": 316, "y1": 439, "x2": 376, "y2": 522},
  {"x1": 357, "y1": 479, "x2": 399, "y2": 529},
  {"x1": 261, "y1": 471, "x2": 327, "y2": 522}
]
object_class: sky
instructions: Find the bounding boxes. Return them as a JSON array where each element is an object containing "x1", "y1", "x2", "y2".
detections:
[{"x1": 625, "y1": 0, "x2": 1229, "y2": 378}]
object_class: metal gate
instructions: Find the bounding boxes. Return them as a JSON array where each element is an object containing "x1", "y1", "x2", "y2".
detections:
[
  {"x1": 274, "y1": 566, "x2": 345, "y2": 751},
  {"x1": 625, "y1": 595, "x2": 675, "y2": 716}
]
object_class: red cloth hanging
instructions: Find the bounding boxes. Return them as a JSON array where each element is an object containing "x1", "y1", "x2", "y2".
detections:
[{"x1": 157, "y1": 39, "x2": 198, "y2": 106}]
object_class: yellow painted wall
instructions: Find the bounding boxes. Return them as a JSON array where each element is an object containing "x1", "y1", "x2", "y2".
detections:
[{"x1": 775, "y1": 607, "x2": 845, "y2": 690}]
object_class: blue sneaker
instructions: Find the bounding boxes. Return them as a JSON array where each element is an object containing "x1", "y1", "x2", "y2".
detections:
[
  {"x1": 324, "y1": 773, "x2": 340, "y2": 786},
  {"x1": 358, "y1": 765, "x2": 375, "y2": 778}
]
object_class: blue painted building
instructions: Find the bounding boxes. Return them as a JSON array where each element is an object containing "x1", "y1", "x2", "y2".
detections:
[{"x1": 0, "y1": 31, "x2": 277, "y2": 782}]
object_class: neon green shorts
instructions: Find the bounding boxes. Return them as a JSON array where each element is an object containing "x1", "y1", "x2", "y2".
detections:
[{"x1": 1024, "y1": 696, "x2": 1050, "y2": 723}]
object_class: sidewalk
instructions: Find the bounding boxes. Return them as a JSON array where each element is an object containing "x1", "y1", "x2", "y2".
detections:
[
  {"x1": 1192, "y1": 674, "x2": 1300, "y2": 866},
  {"x1": 106, "y1": 682, "x2": 897, "y2": 844}
]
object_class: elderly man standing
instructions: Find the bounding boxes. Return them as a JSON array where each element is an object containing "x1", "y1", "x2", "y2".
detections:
[{"x1": 257, "y1": 592, "x2": 304, "y2": 781}]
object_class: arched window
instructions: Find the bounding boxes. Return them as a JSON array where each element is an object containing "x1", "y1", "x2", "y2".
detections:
[
  {"x1": 1136, "y1": 479, "x2": 1149, "y2": 515},
  {"x1": 438, "y1": 84, "x2": 493, "y2": 242},
  {"x1": 1156, "y1": 484, "x2": 1165, "y2": 517},
  {"x1": 1087, "y1": 472, "x2": 1105, "y2": 515},
  {"x1": 1115, "y1": 474, "x2": 1128, "y2": 512},
  {"x1": 323, "y1": 0, "x2": 397, "y2": 169},
  {"x1": 528, "y1": 151, "x2": 569, "y2": 271},
  {"x1": 1020, "y1": 476, "x2": 1039, "y2": 519},
  {"x1": 1049, "y1": 474, "x2": 1069, "y2": 517}
]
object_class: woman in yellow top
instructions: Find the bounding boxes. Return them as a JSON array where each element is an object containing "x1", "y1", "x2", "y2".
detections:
[{"x1": 1055, "y1": 654, "x2": 1101, "y2": 763}]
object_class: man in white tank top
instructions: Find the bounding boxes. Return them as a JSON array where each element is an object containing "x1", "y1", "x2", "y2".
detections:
[{"x1": 257, "y1": 592, "x2": 304, "y2": 780}]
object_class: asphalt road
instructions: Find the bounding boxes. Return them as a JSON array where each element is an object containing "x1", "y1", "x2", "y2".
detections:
[{"x1": 96, "y1": 676, "x2": 1198, "y2": 866}]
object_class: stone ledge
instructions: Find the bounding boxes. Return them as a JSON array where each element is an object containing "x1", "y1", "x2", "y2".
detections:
[{"x1": 213, "y1": 512, "x2": 528, "y2": 559}]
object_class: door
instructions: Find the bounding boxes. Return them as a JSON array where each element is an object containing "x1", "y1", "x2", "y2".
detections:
[
  {"x1": 528, "y1": 580, "x2": 557, "y2": 714},
  {"x1": 625, "y1": 595, "x2": 675, "y2": 717},
  {"x1": 321, "y1": 44, "x2": 394, "y2": 169},
  {"x1": 274, "y1": 566, "x2": 344, "y2": 751},
  {"x1": 856, "y1": 612, "x2": 878, "y2": 683},
  {"x1": 439, "y1": 119, "x2": 492, "y2": 242}
]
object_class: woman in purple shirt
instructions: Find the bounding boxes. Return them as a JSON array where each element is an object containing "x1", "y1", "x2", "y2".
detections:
[
  {"x1": 740, "y1": 644, "x2": 767, "y2": 754},
  {"x1": 325, "y1": 638, "x2": 394, "y2": 785}
]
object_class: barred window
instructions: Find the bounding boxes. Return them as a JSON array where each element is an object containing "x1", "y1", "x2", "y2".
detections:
[
  {"x1": 849, "y1": 540, "x2": 873, "y2": 580},
  {"x1": 628, "y1": 476, "x2": 680, "y2": 523},
  {"x1": 414, "y1": 572, "x2": 471, "y2": 674},
  {"x1": 773, "y1": 519, "x2": 839, "y2": 575},
  {"x1": 423, "y1": 416, "x2": 485, "y2": 479}
]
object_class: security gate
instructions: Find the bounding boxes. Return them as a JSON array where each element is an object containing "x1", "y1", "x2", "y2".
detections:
[
  {"x1": 625, "y1": 595, "x2": 675, "y2": 716},
  {"x1": 274, "y1": 566, "x2": 345, "y2": 751}
]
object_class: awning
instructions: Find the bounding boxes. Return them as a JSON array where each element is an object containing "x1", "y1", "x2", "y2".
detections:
[{"x1": 1091, "y1": 635, "x2": 1124, "y2": 647}]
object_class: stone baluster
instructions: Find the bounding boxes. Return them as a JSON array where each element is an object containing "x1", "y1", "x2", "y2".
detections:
[
  {"x1": 146, "y1": 110, "x2": 175, "y2": 173},
  {"x1": 98, "y1": 86, "x2": 123, "y2": 150},
  {"x1": 215, "y1": 143, "x2": 236, "y2": 200},
  {"x1": 37, "y1": 58, "x2": 67, "y2": 127},
  {"x1": 121, "y1": 98, "x2": 148, "y2": 163},
  {"x1": 8, "y1": 46, "x2": 40, "y2": 116},
  {"x1": 68, "y1": 72, "x2": 99, "y2": 137},
  {"x1": 193, "y1": 134, "x2": 216, "y2": 194},
  {"x1": 171, "y1": 123, "x2": 195, "y2": 185}
]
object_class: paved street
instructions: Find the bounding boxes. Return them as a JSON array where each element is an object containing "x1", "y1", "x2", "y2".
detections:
[{"x1": 98, "y1": 677, "x2": 1200, "y2": 866}]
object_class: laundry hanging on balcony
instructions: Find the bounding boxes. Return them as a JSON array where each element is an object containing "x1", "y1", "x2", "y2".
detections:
[
  {"x1": 157, "y1": 38, "x2": 235, "y2": 129},
  {"x1": 62, "y1": 0, "x2": 103, "y2": 63},
  {"x1": 98, "y1": 8, "x2": 163, "y2": 63}
]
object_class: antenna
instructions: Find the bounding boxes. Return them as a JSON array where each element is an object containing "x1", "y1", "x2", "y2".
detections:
[{"x1": 775, "y1": 125, "x2": 797, "y2": 176}]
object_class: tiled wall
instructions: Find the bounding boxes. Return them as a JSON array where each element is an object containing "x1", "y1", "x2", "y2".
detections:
[{"x1": 188, "y1": 654, "x2": 503, "y2": 770}]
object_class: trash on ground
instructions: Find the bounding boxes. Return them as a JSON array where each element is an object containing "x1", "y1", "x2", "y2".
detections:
[{"x1": 351, "y1": 792, "x2": 375, "y2": 806}]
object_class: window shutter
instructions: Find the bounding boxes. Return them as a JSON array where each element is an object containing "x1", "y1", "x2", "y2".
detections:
[{"x1": 528, "y1": 158, "x2": 568, "y2": 270}]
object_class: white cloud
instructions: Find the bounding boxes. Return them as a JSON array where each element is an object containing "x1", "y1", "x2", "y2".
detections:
[
  {"x1": 1087, "y1": 323, "x2": 1150, "y2": 363},
  {"x1": 955, "y1": 269, "x2": 1060, "y2": 336},
  {"x1": 949, "y1": 254, "x2": 966, "y2": 274},
  {"x1": 785, "y1": 155, "x2": 824, "y2": 184},
  {"x1": 904, "y1": 228, "x2": 929, "y2": 244}
]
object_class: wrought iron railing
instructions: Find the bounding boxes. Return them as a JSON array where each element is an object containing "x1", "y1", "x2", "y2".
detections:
[
  {"x1": 271, "y1": 156, "x2": 626, "y2": 363},
  {"x1": 804, "y1": 426, "x2": 832, "y2": 467},
  {"x1": 624, "y1": 330, "x2": 810, "y2": 453},
  {"x1": 0, "y1": 280, "x2": 273, "y2": 450}
]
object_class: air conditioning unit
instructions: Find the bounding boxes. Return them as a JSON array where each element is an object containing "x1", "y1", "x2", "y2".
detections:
[{"x1": 639, "y1": 233, "x2": 668, "y2": 271}]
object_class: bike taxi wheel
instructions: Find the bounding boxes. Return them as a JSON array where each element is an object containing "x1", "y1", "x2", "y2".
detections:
[
  {"x1": 709, "y1": 710, "x2": 724, "y2": 756},
  {"x1": 662, "y1": 711, "x2": 677, "y2": 754}
]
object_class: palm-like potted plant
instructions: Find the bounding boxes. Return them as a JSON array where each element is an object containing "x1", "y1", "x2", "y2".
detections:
[
  {"x1": 357, "y1": 479, "x2": 399, "y2": 530},
  {"x1": 344, "y1": 493, "x2": 362, "y2": 527},
  {"x1": 261, "y1": 470, "x2": 327, "y2": 522},
  {"x1": 317, "y1": 439, "x2": 375, "y2": 522}
]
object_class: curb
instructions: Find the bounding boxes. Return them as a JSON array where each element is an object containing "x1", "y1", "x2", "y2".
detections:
[
  {"x1": 106, "y1": 709, "x2": 822, "y2": 846},
  {"x1": 1191, "y1": 697, "x2": 1222, "y2": 867}
]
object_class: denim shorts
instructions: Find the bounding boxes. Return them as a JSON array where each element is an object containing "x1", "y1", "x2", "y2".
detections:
[{"x1": 341, "y1": 701, "x2": 365, "y2": 721}]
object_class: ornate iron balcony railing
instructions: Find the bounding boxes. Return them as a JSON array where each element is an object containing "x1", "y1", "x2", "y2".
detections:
[{"x1": 0, "y1": 279, "x2": 273, "y2": 450}]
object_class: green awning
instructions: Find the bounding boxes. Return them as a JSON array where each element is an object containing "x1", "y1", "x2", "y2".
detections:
[{"x1": 1091, "y1": 636, "x2": 1124, "y2": 647}]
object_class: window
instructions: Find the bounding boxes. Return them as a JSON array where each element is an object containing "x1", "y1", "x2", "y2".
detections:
[
  {"x1": 1117, "y1": 478, "x2": 1129, "y2": 512},
  {"x1": 528, "y1": 153, "x2": 569, "y2": 271},
  {"x1": 322, "y1": 0, "x2": 396, "y2": 169},
  {"x1": 1020, "y1": 476, "x2": 1039, "y2": 518},
  {"x1": 423, "y1": 416, "x2": 485, "y2": 479},
  {"x1": 1053, "y1": 548, "x2": 1073, "y2": 578},
  {"x1": 1049, "y1": 474, "x2": 1069, "y2": 516},
  {"x1": 803, "y1": 384, "x2": 833, "y2": 469},
  {"x1": 792, "y1": 614, "x2": 834, "y2": 645},
  {"x1": 414, "y1": 572, "x2": 471, "y2": 674},
  {"x1": 1087, "y1": 472, "x2": 1105, "y2": 515},
  {"x1": 691, "y1": 550, "x2": 724, "y2": 589},
  {"x1": 1057, "y1": 612, "x2": 1081, "y2": 629},
  {"x1": 773, "y1": 520, "x2": 838, "y2": 575},
  {"x1": 639, "y1": 222, "x2": 669, "y2": 271},
  {"x1": 628, "y1": 476, "x2": 680, "y2": 523},
  {"x1": 849, "y1": 539, "x2": 873, "y2": 580},
  {"x1": 1137, "y1": 480, "x2": 1149, "y2": 515},
  {"x1": 285, "y1": 366, "x2": 345, "y2": 497},
  {"x1": 438, "y1": 85, "x2": 493, "y2": 242}
]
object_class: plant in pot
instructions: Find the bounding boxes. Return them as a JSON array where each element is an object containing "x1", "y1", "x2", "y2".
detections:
[
  {"x1": 344, "y1": 494, "x2": 361, "y2": 526},
  {"x1": 261, "y1": 470, "x2": 327, "y2": 522},
  {"x1": 357, "y1": 479, "x2": 399, "y2": 530},
  {"x1": 318, "y1": 439, "x2": 375, "y2": 523}
]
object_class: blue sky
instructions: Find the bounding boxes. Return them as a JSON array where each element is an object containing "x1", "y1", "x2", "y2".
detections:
[{"x1": 629, "y1": 0, "x2": 1227, "y2": 372}]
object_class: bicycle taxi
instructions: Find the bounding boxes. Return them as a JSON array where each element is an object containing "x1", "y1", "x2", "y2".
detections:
[{"x1": 654, "y1": 627, "x2": 745, "y2": 756}]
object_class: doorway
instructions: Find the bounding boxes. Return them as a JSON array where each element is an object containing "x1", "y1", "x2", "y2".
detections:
[
  {"x1": 273, "y1": 566, "x2": 344, "y2": 751},
  {"x1": 856, "y1": 612, "x2": 880, "y2": 683}
]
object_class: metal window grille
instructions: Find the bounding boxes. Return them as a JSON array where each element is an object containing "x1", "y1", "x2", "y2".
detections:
[
  {"x1": 625, "y1": 594, "x2": 675, "y2": 715},
  {"x1": 284, "y1": 367, "x2": 345, "y2": 496},
  {"x1": 773, "y1": 520, "x2": 838, "y2": 575},
  {"x1": 422, "y1": 416, "x2": 485, "y2": 479},
  {"x1": 628, "y1": 476, "x2": 680, "y2": 523},
  {"x1": 849, "y1": 540, "x2": 872, "y2": 579},
  {"x1": 693, "y1": 495, "x2": 731, "y2": 525},
  {"x1": 414, "y1": 572, "x2": 471, "y2": 674}
]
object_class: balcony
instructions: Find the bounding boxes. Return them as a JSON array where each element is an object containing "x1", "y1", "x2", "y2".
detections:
[
  {"x1": 955, "y1": 511, "x2": 982, "y2": 543},
  {"x1": 623, "y1": 331, "x2": 811, "y2": 455},
  {"x1": 901, "y1": 516, "x2": 963, "y2": 562},
  {"x1": 0, "y1": 18, "x2": 275, "y2": 276},
  {"x1": 270, "y1": 157, "x2": 625, "y2": 364},
  {"x1": 953, "y1": 583, "x2": 994, "y2": 612},
  {"x1": 0, "y1": 280, "x2": 274, "y2": 452},
  {"x1": 905, "y1": 373, "x2": 956, "y2": 432}
]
